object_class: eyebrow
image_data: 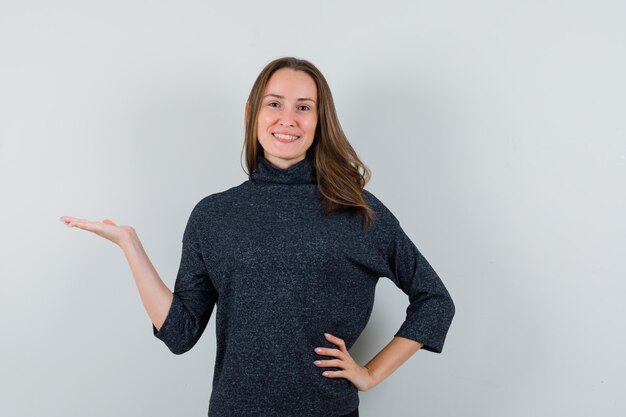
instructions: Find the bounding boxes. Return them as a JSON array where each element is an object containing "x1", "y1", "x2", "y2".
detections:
[{"x1": 263, "y1": 94, "x2": 316, "y2": 103}]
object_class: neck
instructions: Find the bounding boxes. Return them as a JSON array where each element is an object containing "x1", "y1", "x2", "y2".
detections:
[{"x1": 250, "y1": 151, "x2": 317, "y2": 185}]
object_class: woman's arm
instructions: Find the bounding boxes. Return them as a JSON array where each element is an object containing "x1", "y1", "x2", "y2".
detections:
[
  {"x1": 315, "y1": 333, "x2": 424, "y2": 391},
  {"x1": 363, "y1": 336, "x2": 424, "y2": 388},
  {"x1": 119, "y1": 230, "x2": 173, "y2": 331},
  {"x1": 60, "y1": 216, "x2": 173, "y2": 330}
]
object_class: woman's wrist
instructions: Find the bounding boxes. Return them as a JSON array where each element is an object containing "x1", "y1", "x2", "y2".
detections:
[
  {"x1": 362, "y1": 337, "x2": 423, "y2": 390},
  {"x1": 118, "y1": 227, "x2": 139, "y2": 252},
  {"x1": 362, "y1": 364, "x2": 380, "y2": 390}
]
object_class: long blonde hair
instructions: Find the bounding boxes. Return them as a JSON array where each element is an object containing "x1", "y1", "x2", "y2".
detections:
[{"x1": 243, "y1": 56, "x2": 375, "y2": 228}]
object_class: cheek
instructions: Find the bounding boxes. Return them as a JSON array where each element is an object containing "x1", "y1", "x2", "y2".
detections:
[
  {"x1": 257, "y1": 111, "x2": 276, "y2": 130},
  {"x1": 305, "y1": 116, "x2": 318, "y2": 134}
]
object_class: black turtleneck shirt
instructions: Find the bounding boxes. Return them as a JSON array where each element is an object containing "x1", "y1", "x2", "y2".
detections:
[{"x1": 152, "y1": 151, "x2": 455, "y2": 417}]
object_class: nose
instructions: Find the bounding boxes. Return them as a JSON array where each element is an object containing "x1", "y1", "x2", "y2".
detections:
[{"x1": 278, "y1": 107, "x2": 296, "y2": 127}]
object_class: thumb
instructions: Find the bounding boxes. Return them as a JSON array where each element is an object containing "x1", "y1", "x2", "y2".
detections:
[{"x1": 102, "y1": 219, "x2": 117, "y2": 226}]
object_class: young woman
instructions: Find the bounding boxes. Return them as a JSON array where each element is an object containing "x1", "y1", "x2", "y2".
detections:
[{"x1": 60, "y1": 56, "x2": 455, "y2": 417}]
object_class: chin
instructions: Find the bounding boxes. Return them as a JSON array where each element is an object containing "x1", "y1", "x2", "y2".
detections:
[
  {"x1": 269, "y1": 151, "x2": 305, "y2": 161},
  {"x1": 262, "y1": 145, "x2": 308, "y2": 158}
]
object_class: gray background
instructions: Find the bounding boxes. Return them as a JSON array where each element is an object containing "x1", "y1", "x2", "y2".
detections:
[{"x1": 1, "y1": 1, "x2": 624, "y2": 416}]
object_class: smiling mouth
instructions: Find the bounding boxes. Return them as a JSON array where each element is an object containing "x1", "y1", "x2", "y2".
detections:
[{"x1": 272, "y1": 133, "x2": 300, "y2": 141}]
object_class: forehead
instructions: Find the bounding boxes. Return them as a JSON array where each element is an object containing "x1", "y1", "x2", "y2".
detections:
[{"x1": 263, "y1": 68, "x2": 317, "y2": 99}]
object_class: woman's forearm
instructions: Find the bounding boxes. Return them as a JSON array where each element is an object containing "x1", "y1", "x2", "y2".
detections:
[
  {"x1": 364, "y1": 336, "x2": 424, "y2": 388},
  {"x1": 119, "y1": 229, "x2": 173, "y2": 331}
]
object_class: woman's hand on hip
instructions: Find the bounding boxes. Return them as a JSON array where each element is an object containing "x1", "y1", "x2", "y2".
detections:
[
  {"x1": 314, "y1": 333, "x2": 376, "y2": 392},
  {"x1": 59, "y1": 216, "x2": 135, "y2": 247}
]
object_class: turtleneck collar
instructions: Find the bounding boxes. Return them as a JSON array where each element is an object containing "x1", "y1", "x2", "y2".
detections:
[{"x1": 250, "y1": 152, "x2": 317, "y2": 185}]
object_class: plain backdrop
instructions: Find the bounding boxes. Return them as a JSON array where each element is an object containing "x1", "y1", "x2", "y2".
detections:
[{"x1": 1, "y1": 1, "x2": 625, "y2": 416}]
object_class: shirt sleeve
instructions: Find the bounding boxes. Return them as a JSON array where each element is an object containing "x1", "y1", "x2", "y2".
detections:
[
  {"x1": 382, "y1": 217, "x2": 455, "y2": 353},
  {"x1": 152, "y1": 203, "x2": 218, "y2": 355}
]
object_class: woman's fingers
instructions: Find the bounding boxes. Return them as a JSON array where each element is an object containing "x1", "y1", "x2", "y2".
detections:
[
  {"x1": 314, "y1": 333, "x2": 374, "y2": 391},
  {"x1": 59, "y1": 215, "x2": 127, "y2": 246},
  {"x1": 314, "y1": 346, "x2": 343, "y2": 358},
  {"x1": 60, "y1": 216, "x2": 91, "y2": 227},
  {"x1": 59, "y1": 215, "x2": 77, "y2": 225},
  {"x1": 324, "y1": 333, "x2": 347, "y2": 352},
  {"x1": 60, "y1": 216, "x2": 88, "y2": 228},
  {"x1": 313, "y1": 358, "x2": 343, "y2": 368},
  {"x1": 77, "y1": 221, "x2": 100, "y2": 232},
  {"x1": 60, "y1": 216, "x2": 115, "y2": 229}
]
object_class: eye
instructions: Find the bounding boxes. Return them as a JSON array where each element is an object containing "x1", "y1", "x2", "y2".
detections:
[
  {"x1": 298, "y1": 105, "x2": 311, "y2": 111},
  {"x1": 267, "y1": 101, "x2": 280, "y2": 108}
]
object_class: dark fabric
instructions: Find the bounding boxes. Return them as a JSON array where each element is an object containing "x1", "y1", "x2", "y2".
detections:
[
  {"x1": 339, "y1": 407, "x2": 359, "y2": 417},
  {"x1": 153, "y1": 151, "x2": 455, "y2": 416}
]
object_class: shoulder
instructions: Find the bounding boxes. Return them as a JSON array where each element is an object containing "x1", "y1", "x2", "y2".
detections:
[
  {"x1": 186, "y1": 181, "x2": 249, "y2": 222},
  {"x1": 195, "y1": 181, "x2": 249, "y2": 209},
  {"x1": 362, "y1": 189, "x2": 400, "y2": 226},
  {"x1": 361, "y1": 189, "x2": 402, "y2": 243}
]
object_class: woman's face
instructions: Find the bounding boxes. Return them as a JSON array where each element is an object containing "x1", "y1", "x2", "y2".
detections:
[{"x1": 256, "y1": 68, "x2": 318, "y2": 169}]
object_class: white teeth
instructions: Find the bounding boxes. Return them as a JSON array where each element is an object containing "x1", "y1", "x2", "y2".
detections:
[{"x1": 273, "y1": 133, "x2": 299, "y2": 140}]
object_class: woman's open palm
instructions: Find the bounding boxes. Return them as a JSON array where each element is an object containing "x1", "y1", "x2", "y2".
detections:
[{"x1": 59, "y1": 216, "x2": 134, "y2": 247}]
